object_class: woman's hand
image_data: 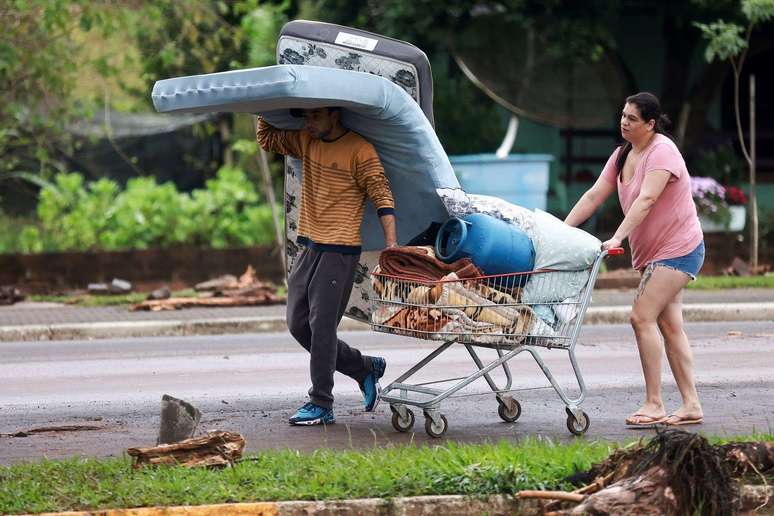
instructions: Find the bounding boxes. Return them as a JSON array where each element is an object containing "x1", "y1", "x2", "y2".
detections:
[{"x1": 601, "y1": 237, "x2": 622, "y2": 251}]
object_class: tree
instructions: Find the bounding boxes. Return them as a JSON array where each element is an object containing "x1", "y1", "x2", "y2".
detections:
[
  {"x1": 0, "y1": 1, "x2": 129, "y2": 207},
  {"x1": 695, "y1": 0, "x2": 774, "y2": 269},
  {"x1": 130, "y1": 0, "x2": 291, "y2": 168}
]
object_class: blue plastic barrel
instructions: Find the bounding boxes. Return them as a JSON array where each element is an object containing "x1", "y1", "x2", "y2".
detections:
[{"x1": 434, "y1": 213, "x2": 535, "y2": 275}]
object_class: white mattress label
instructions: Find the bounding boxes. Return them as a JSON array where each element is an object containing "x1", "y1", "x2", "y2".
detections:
[{"x1": 335, "y1": 31, "x2": 378, "y2": 51}]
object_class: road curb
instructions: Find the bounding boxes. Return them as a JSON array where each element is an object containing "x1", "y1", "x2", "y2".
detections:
[
  {"x1": 34, "y1": 494, "x2": 544, "y2": 516},
  {"x1": 2, "y1": 303, "x2": 772, "y2": 342}
]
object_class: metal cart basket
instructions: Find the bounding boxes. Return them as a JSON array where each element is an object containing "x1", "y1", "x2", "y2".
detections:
[{"x1": 370, "y1": 248, "x2": 623, "y2": 437}]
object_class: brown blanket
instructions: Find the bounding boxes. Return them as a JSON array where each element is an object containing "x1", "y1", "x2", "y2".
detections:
[
  {"x1": 382, "y1": 306, "x2": 452, "y2": 334},
  {"x1": 378, "y1": 246, "x2": 482, "y2": 283}
]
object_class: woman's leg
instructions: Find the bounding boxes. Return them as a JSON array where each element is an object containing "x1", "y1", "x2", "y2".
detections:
[
  {"x1": 626, "y1": 264, "x2": 690, "y2": 424},
  {"x1": 657, "y1": 288, "x2": 703, "y2": 421}
]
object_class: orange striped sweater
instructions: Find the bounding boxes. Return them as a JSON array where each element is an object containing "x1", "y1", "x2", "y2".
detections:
[{"x1": 257, "y1": 118, "x2": 395, "y2": 252}]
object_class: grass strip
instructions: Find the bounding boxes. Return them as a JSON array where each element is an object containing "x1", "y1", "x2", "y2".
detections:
[
  {"x1": 0, "y1": 439, "x2": 608, "y2": 514},
  {"x1": 28, "y1": 290, "x2": 197, "y2": 307},
  {"x1": 24, "y1": 276, "x2": 772, "y2": 307},
  {"x1": 2, "y1": 434, "x2": 770, "y2": 515},
  {"x1": 687, "y1": 275, "x2": 774, "y2": 289}
]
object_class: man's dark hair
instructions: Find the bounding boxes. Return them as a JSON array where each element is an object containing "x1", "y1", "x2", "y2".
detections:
[{"x1": 289, "y1": 106, "x2": 342, "y2": 118}]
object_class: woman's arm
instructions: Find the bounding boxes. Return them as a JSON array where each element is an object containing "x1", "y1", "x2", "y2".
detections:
[
  {"x1": 564, "y1": 176, "x2": 616, "y2": 227},
  {"x1": 601, "y1": 169, "x2": 671, "y2": 250}
]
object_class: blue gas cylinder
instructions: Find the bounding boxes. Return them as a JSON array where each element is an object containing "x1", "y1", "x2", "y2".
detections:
[{"x1": 434, "y1": 213, "x2": 535, "y2": 275}]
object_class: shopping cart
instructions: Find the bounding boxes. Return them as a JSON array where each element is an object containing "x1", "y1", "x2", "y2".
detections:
[{"x1": 370, "y1": 248, "x2": 624, "y2": 438}]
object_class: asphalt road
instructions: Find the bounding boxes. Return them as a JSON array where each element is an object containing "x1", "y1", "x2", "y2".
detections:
[{"x1": 1, "y1": 321, "x2": 773, "y2": 465}]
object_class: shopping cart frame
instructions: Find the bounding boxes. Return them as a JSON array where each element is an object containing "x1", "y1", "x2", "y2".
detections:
[{"x1": 370, "y1": 248, "x2": 624, "y2": 438}]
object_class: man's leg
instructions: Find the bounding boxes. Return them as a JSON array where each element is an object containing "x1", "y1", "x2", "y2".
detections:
[
  {"x1": 286, "y1": 247, "x2": 315, "y2": 352},
  {"x1": 306, "y1": 252, "x2": 370, "y2": 409}
]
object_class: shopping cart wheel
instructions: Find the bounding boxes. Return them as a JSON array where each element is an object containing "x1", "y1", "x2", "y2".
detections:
[
  {"x1": 423, "y1": 413, "x2": 448, "y2": 438},
  {"x1": 497, "y1": 397, "x2": 522, "y2": 423},
  {"x1": 565, "y1": 409, "x2": 590, "y2": 436},
  {"x1": 390, "y1": 405, "x2": 415, "y2": 432}
]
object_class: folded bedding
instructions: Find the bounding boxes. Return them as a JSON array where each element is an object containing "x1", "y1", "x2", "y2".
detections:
[{"x1": 376, "y1": 245, "x2": 482, "y2": 283}]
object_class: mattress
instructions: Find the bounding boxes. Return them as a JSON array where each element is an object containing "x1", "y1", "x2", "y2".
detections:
[
  {"x1": 152, "y1": 64, "x2": 459, "y2": 254},
  {"x1": 278, "y1": 20, "x2": 435, "y2": 126}
]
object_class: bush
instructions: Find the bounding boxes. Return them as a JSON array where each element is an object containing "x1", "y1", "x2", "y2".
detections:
[
  {"x1": 0, "y1": 168, "x2": 282, "y2": 254},
  {"x1": 186, "y1": 166, "x2": 272, "y2": 249}
]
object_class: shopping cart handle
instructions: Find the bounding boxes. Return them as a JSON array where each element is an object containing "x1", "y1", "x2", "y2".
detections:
[{"x1": 605, "y1": 247, "x2": 625, "y2": 256}]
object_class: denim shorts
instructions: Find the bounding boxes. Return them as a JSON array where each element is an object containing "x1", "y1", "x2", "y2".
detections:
[{"x1": 650, "y1": 241, "x2": 705, "y2": 280}]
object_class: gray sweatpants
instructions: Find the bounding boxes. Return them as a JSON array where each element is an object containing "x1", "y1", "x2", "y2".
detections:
[{"x1": 286, "y1": 246, "x2": 373, "y2": 409}]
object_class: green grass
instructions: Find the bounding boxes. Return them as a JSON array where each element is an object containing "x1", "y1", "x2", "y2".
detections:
[
  {"x1": 28, "y1": 289, "x2": 198, "y2": 307},
  {"x1": 1, "y1": 434, "x2": 770, "y2": 515},
  {"x1": 0, "y1": 439, "x2": 610, "y2": 514},
  {"x1": 687, "y1": 275, "x2": 774, "y2": 289}
]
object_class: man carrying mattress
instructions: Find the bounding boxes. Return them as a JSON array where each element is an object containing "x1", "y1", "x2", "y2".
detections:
[{"x1": 257, "y1": 107, "x2": 397, "y2": 426}]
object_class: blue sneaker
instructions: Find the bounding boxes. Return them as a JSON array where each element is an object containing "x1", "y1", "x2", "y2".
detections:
[
  {"x1": 288, "y1": 402, "x2": 335, "y2": 425},
  {"x1": 361, "y1": 357, "x2": 386, "y2": 412}
]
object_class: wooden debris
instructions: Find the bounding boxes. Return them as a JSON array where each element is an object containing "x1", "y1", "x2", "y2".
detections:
[
  {"x1": 0, "y1": 285, "x2": 24, "y2": 306},
  {"x1": 567, "y1": 466, "x2": 679, "y2": 515},
  {"x1": 3, "y1": 424, "x2": 103, "y2": 437},
  {"x1": 131, "y1": 265, "x2": 285, "y2": 311},
  {"x1": 195, "y1": 274, "x2": 239, "y2": 292},
  {"x1": 147, "y1": 286, "x2": 171, "y2": 300},
  {"x1": 730, "y1": 257, "x2": 752, "y2": 276},
  {"x1": 723, "y1": 257, "x2": 771, "y2": 276},
  {"x1": 517, "y1": 490, "x2": 585, "y2": 502},
  {"x1": 126, "y1": 431, "x2": 245, "y2": 469},
  {"x1": 531, "y1": 429, "x2": 774, "y2": 515},
  {"x1": 739, "y1": 485, "x2": 774, "y2": 513},
  {"x1": 131, "y1": 295, "x2": 284, "y2": 311},
  {"x1": 720, "y1": 440, "x2": 774, "y2": 476}
]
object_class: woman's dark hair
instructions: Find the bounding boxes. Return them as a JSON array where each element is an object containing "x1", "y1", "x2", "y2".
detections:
[{"x1": 615, "y1": 92, "x2": 673, "y2": 177}]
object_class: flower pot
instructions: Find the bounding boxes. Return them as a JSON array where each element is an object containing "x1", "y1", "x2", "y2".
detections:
[{"x1": 700, "y1": 205, "x2": 746, "y2": 233}]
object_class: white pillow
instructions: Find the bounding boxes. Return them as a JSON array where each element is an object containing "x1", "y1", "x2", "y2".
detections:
[
  {"x1": 521, "y1": 270, "x2": 591, "y2": 304},
  {"x1": 531, "y1": 209, "x2": 600, "y2": 270}
]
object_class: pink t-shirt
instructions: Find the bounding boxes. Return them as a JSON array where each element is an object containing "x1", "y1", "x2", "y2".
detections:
[{"x1": 600, "y1": 134, "x2": 703, "y2": 270}]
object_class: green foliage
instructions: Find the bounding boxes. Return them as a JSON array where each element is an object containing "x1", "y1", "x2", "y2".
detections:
[
  {"x1": 37, "y1": 173, "x2": 120, "y2": 251},
  {"x1": 241, "y1": 1, "x2": 291, "y2": 67},
  {"x1": 689, "y1": 143, "x2": 746, "y2": 185},
  {"x1": 2, "y1": 433, "x2": 770, "y2": 514},
  {"x1": 0, "y1": 168, "x2": 281, "y2": 254},
  {"x1": 130, "y1": 0, "x2": 290, "y2": 96},
  {"x1": 431, "y1": 61, "x2": 504, "y2": 155},
  {"x1": 316, "y1": 1, "x2": 619, "y2": 153},
  {"x1": 688, "y1": 274, "x2": 774, "y2": 289},
  {"x1": 0, "y1": 438, "x2": 615, "y2": 514},
  {"x1": 186, "y1": 166, "x2": 276, "y2": 249},
  {"x1": 0, "y1": 1, "x2": 130, "y2": 188},
  {"x1": 101, "y1": 178, "x2": 189, "y2": 250},
  {"x1": 694, "y1": 20, "x2": 747, "y2": 62},
  {"x1": 742, "y1": 0, "x2": 774, "y2": 24},
  {"x1": 696, "y1": 0, "x2": 774, "y2": 63}
]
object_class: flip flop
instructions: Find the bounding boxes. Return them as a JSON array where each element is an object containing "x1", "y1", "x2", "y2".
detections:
[
  {"x1": 625, "y1": 413, "x2": 667, "y2": 427},
  {"x1": 662, "y1": 414, "x2": 704, "y2": 426}
]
